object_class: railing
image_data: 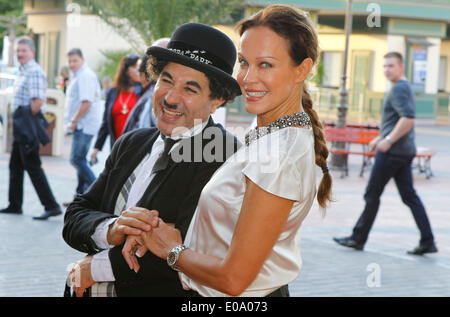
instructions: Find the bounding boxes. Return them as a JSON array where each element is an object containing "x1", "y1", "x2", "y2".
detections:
[
  {"x1": 309, "y1": 86, "x2": 450, "y2": 125},
  {"x1": 0, "y1": 73, "x2": 17, "y2": 91},
  {"x1": 309, "y1": 86, "x2": 384, "y2": 125},
  {"x1": 437, "y1": 92, "x2": 450, "y2": 124}
]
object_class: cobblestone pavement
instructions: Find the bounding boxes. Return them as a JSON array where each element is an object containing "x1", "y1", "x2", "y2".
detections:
[{"x1": 0, "y1": 125, "x2": 449, "y2": 297}]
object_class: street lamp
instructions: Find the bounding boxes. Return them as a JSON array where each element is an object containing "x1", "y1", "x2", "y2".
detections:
[{"x1": 331, "y1": 0, "x2": 353, "y2": 168}]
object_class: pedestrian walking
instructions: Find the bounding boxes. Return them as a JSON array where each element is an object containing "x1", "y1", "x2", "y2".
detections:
[
  {"x1": 63, "y1": 48, "x2": 102, "y2": 205},
  {"x1": 0, "y1": 37, "x2": 62, "y2": 220},
  {"x1": 333, "y1": 52, "x2": 437, "y2": 255}
]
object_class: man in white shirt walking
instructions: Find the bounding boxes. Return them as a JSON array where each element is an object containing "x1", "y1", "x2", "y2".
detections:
[{"x1": 64, "y1": 48, "x2": 102, "y2": 203}]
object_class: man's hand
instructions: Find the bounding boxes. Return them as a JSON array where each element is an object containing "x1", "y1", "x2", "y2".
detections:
[
  {"x1": 69, "y1": 120, "x2": 77, "y2": 132},
  {"x1": 368, "y1": 136, "x2": 380, "y2": 153},
  {"x1": 107, "y1": 207, "x2": 159, "y2": 246},
  {"x1": 30, "y1": 98, "x2": 43, "y2": 115},
  {"x1": 375, "y1": 138, "x2": 392, "y2": 153},
  {"x1": 69, "y1": 255, "x2": 95, "y2": 297},
  {"x1": 90, "y1": 148, "x2": 99, "y2": 164}
]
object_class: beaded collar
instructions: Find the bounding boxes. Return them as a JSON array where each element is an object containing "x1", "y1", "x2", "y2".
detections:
[{"x1": 245, "y1": 111, "x2": 312, "y2": 146}]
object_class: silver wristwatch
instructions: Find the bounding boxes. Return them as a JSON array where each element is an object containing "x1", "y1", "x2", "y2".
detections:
[{"x1": 167, "y1": 244, "x2": 188, "y2": 271}]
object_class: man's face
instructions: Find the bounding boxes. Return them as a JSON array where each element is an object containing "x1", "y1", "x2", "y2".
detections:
[
  {"x1": 16, "y1": 43, "x2": 34, "y2": 66},
  {"x1": 152, "y1": 62, "x2": 224, "y2": 136},
  {"x1": 68, "y1": 54, "x2": 84, "y2": 73},
  {"x1": 383, "y1": 57, "x2": 404, "y2": 82}
]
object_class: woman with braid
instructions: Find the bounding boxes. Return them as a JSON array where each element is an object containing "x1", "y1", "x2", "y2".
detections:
[{"x1": 122, "y1": 4, "x2": 332, "y2": 297}]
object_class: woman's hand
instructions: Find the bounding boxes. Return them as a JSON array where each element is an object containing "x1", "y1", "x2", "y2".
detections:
[
  {"x1": 122, "y1": 234, "x2": 148, "y2": 273},
  {"x1": 90, "y1": 148, "x2": 99, "y2": 165},
  {"x1": 140, "y1": 218, "x2": 182, "y2": 260}
]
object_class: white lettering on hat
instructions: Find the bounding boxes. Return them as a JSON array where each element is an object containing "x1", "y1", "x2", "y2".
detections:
[{"x1": 169, "y1": 48, "x2": 213, "y2": 66}]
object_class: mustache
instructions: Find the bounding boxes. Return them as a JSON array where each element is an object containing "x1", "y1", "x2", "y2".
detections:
[{"x1": 163, "y1": 99, "x2": 178, "y2": 110}]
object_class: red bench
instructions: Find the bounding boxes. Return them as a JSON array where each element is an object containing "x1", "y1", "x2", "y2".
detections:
[
  {"x1": 324, "y1": 127, "x2": 436, "y2": 179},
  {"x1": 415, "y1": 147, "x2": 437, "y2": 179},
  {"x1": 324, "y1": 127, "x2": 378, "y2": 178}
]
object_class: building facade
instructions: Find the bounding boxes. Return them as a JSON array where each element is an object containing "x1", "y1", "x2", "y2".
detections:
[
  {"x1": 240, "y1": 0, "x2": 450, "y2": 124},
  {"x1": 24, "y1": 0, "x2": 139, "y2": 89}
]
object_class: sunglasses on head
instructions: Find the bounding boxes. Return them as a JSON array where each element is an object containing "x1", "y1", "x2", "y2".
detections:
[{"x1": 125, "y1": 54, "x2": 139, "y2": 61}]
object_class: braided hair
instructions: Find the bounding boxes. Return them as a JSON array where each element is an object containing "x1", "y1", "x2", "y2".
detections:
[{"x1": 237, "y1": 4, "x2": 332, "y2": 209}]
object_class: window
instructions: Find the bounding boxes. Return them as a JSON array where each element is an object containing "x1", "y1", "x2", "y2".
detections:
[
  {"x1": 321, "y1": 51, "x2": 343, "y2": 88},
  {"x1": 438, "y1": 56, "x2": 447, "y2": 92}
]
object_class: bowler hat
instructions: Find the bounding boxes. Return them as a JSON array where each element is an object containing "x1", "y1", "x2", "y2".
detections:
[{"x1": 147, "y1": 22, "x2": 241, "y2": 95}]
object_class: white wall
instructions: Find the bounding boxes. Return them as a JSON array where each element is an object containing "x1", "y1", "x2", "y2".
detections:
[
  {"x1": 425, "y1": 37, "x2": 441, "y2": 94},
  {"x1": 386, "y1": 34, "x2": 406, "y2": 91},
  {"x1": 66, "y1": 14, "x2": 145, "y2": 74}
]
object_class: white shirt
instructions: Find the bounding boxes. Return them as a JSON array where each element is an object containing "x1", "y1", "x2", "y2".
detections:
[
  {"x1": 64, "y1": 63, "x2": 102, "y2": 135},
  {"x1": 90, "y1": 118, "x2": 210, "y2": 282},
  {"x1": 180, "y1": 126, "x2": 317, "y2": 296}
]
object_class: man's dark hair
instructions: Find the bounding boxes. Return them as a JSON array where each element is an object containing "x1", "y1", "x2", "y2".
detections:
[
  {"x1": 139, "y1": 54, "x2": 150, "y2": 80},
  {"x1": 68, "y1": 48, "x2": 83, "y2": 58},
  {"x1": 384, "y1": 52, "x2": 403, "y2": 64},
  {"x1": 147, "y1": 56, "x2": 238, "y2": 107}
]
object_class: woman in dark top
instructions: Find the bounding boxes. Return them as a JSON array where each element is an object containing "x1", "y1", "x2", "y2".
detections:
[{"x1": 91, "y1": 54, "x2": 140, "y2": 162}]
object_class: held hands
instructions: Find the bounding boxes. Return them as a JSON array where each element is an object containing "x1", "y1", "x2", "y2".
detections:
[
  {"x1": 107, "y1": 207, "x2": 159, "y2": 246},
  {"x1": 122, "y1": 218, "x2": 182, "y2": 273}
]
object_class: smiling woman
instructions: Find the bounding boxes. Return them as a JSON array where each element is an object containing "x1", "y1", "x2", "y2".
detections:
[{"x1": 121, "y1": 5, "x2": 333, "y2": 298}]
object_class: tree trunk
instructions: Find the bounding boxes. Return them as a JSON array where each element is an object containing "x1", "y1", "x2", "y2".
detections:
[{"x1": 8, "y1": 25, "x2": 16, "y2": 67}]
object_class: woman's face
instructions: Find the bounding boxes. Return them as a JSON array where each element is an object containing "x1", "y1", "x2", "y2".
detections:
[
  {"x1": 237, "y1": 26, "x2": 306, "y2": 116},
  {"x1": 127, "y1": 64, "x2": 141, "y2": 83}
]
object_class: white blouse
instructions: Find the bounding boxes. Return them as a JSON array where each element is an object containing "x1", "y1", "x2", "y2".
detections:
[{"x1": 180, "y1": 126, "x2": 317, "y2": 297}]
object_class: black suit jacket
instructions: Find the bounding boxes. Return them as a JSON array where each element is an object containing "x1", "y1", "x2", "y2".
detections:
[
  {"x1": 12, "y1": 106, "x2": 50, "y2": 154},
  {"x1": 94, "y1": 87, "x2": 118, "y2": 151},
  {"x1": 63, "y1": 117, "x2": 240, "y2": 296}
]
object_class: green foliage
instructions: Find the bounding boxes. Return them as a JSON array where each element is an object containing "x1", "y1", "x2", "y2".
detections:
[
  {"x1": 0, "y1": 0, "x2": 24, "y2": 16},
  {"x1": 309, "y1": 62, "x2": 325, "y2": 87},
  {"x1": 0, "y1": 0, "x2": 25, "y2": 36},
  {"x1": 81, "y1": 0, "x2": 244, "y2": 49},
  {"x1": 96, "y1": 49, "x2": 133, "y2": 82}
]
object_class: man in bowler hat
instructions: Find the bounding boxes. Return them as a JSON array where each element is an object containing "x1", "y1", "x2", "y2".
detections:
[{"x1": 63, "y1": 23, "x2": 242, "y2": 296}]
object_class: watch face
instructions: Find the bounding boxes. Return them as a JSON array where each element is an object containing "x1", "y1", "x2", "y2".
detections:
[{"x1": 167, "y1": 251, "x2": 177, "y2": 266}]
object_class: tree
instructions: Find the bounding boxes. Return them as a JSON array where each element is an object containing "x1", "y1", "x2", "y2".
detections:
[
  {"x1": 0, "y1": 14, "x2": 26, "y2": 67},
  {"x1": 81, "y1": 0, "x2": 244, "y2": 51},
  {"x1": 0, "y1": 0, "x2": 25, "y2": 66}
]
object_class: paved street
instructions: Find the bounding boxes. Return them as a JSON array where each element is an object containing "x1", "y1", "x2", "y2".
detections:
[{"x1": 1, "y1": 124, "x2": 450, "y2": 297}]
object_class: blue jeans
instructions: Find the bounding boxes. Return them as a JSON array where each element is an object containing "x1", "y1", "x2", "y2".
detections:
[
  {"x1": 351, "y1": 151, "x2": 434, "y2": 245},
  {"x1": 70, "y1": 129, "x2": 96, "y2": 195}
]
